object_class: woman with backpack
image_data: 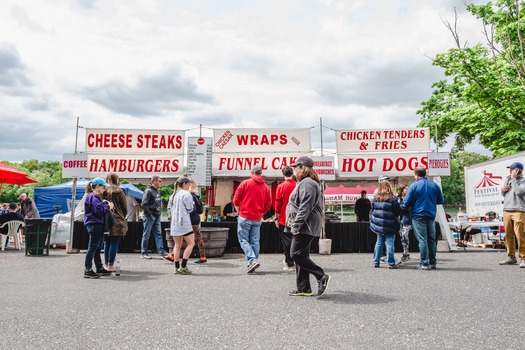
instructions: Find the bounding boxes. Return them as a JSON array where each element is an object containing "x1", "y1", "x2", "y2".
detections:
[
  {"x1": 169, "y1": 177, "x2": 196, "y2": 275},
  {"x1": 189, "y1": 179, "x2": 207, "y2": 264}
]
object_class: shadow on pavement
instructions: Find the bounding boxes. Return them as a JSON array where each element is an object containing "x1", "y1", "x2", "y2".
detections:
[{"x1": 321, "y1": 290, "x2": 396, "y2": 305}]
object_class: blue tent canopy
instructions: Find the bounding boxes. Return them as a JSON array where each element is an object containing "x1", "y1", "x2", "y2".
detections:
[{"x1": 34, "y1": 178, "x2": 144, "y2": 218}]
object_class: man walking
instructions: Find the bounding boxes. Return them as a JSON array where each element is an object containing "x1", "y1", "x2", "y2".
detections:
[
  {"x1": 274, "y1": 166, "x2": 296, "y2": 271},
  {"x1": 141, "y1": 175, "x2": 169, "y2": 260},
  {"x1": 403, "y1": 166, "x2": 444, "y2": 270},
  {"x1": 234, "y1": 165, "x2": 271, "y2": 273},
  {"x1": 499, "y1": 162, "x2": 525, "y2": 267}
]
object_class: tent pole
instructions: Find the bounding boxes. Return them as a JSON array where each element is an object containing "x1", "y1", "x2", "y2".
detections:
[{"x1": 67, "y1": 177, "x2": 78, "y2": 253}]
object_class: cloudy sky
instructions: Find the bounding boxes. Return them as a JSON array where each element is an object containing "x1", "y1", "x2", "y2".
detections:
[{"x1": 0, "y1": 0, "x2": 488, "y2": 162}]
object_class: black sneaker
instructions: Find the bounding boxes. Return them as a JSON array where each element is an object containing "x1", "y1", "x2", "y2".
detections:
[
  {"x1": 289, "y1": 290, "x2": 313, "y2": 297},
  {"x1": 96, "y1": 267, "x2": 112, "y2": 276},
  {"x1": 317, "y1": 274, "x2": 331, "y2": 297},
  {"x1": 194, "y1": 258, "x2": 207, "y2": 264},
  {"x1": 84, "y1": 269, "x2": 100, "y2": 279}
]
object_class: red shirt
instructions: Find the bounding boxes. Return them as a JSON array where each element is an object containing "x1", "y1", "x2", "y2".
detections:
[
  {"x1": 274, "y1": 178, "x2": 296, "y2": 226},
  {"x1": 233, "y1": 175, "x2": 271, "y2": 221}
]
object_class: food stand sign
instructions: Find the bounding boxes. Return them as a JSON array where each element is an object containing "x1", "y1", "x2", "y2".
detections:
[
  {"x1": 187, "y1": 137, "x2": 213, "y2": 186},
  {"x1": 427, "y1": 152, "x2": 451, "y2": 176},
  {"x1": 62, "y1": 153, "x2": 88, "y2": 178}
]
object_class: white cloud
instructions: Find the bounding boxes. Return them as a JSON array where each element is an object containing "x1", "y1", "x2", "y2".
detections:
[{"x1": 0, "y1": 0, "x2": 490, "y2": 161}]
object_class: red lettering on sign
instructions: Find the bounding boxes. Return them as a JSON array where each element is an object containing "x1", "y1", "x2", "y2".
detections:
[{"x1": 236, "y1": 134, "x2": 288, "y2": 146}]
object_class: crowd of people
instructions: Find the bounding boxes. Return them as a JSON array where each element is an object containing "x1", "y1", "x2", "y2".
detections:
[{"x1": 3, "y1": 159, "x2": 523, "y2": 294}]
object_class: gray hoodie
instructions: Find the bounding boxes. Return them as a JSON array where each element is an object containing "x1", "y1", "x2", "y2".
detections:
[
  {"x1": 502, "y1": 175, "x2": 525, "y2": 212},
  {"x1": 285, "y1": 177, "x2": 323, "y2": 237}
]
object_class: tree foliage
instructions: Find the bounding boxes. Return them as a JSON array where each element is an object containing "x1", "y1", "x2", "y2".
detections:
[
  {"x1": 441, "y1": 151, "x2": 491, "y2": 207},
  {"x1": 418, "y1": 0, "x2": 525, "y2": 157}
]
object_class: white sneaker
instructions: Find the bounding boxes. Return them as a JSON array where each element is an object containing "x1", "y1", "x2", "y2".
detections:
[{"x1": 520, "y1": 260, "x2": 525, "y2": 268}]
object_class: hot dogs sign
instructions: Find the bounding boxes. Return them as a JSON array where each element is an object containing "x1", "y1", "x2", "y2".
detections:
[{"x1": 336, "y1": 128, "x2": 430, "y2": 178}]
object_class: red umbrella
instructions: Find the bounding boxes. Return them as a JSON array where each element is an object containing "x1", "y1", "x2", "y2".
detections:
[{"x1": 0, "y1": 162, "x2": 37, "y2": 195}]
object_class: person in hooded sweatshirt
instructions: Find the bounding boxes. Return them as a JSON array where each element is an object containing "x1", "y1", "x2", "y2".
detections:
[
  {"x1": 103, "y1": 173, "x2": 128, "y2": 272},
  {"x1": 233, "y1": 165, "x2": 271, "y2": 273}
]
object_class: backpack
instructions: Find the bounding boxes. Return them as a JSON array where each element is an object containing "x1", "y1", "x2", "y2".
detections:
[
  {"x1": 190, "y1": 193, "x2": 203, "y2": 225},
  {"x1": 192, "y1": 193, "x2": 204, "y2": 214}
]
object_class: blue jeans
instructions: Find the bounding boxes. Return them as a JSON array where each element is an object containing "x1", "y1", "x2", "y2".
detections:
[
  {"x1": 85, "y1": 224, "x2": 104, "y2": 271},
  {"x1": 104, "y1": 236, "x2": 120, "y2": 266},
  {"x1": 373, "y1": 233, "x2": 396, "y2": 266},
  {"x1": 141, "y1": 214, "x2": 166, "y2": 255},
  {"x1": 412, "y1": 217, "x2": 437, "y2": 267},
  {"x1": 237, "y1": 216, "x2": 262, "y2": 266}
]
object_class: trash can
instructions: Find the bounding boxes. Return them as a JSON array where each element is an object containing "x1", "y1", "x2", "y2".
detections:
[{"x1": 25, "y1": 219, "x2": 52, "y2": 256}]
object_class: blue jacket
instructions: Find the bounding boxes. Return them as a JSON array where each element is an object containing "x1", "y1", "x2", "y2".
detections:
[
  {"x1": 403, "y1": 177, "x2": 444, "y2": 219},
  {"x1": 370, "y1": 197, "x2": 401, "y2": 235},
  {"x1": 398, "y1": 197, "x2": 412, "y2": 226}
]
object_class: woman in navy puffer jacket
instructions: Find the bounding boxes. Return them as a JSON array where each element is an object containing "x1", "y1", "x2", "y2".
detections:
[{"x1": 370, "y1": 181, "x2": 402, "y2": 268}]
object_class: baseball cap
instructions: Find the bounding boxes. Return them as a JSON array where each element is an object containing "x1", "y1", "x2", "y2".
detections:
[
  {"x1": 290, "y1": 156, "x2": 314, "y2": 168},
  {"x1": 378, "y1": 175, "x2": 390, "y2": 182},
  {"x1": 251, "y1": 165, "x2": 263, "y2": 174},
  {"x1": 91, "y1": 177, "x2": 109, "y2": 187},
  {"x1": 507, "y1": 162, "x2": 524, "y2": 170}
]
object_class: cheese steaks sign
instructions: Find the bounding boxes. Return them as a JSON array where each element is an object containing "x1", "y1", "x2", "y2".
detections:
[
  {"x1": 85, "y1": 128, "x2": 185, "y2": 178},
  {"x1": 336, "y1": 128, "x2": 430, "y2": 178},
  {"x1": 213, "y1": 128, "x2": 311, "y2": 177}
]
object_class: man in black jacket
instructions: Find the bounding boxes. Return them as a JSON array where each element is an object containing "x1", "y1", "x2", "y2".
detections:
[{"x1": 140, "y1": 175, "x2": 169, "y2": 260}]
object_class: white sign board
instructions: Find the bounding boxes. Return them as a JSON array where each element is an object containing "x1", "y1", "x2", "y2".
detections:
[
  {"x1": 427, "y1": 152, "x2": 451, "y2": 176},
  {"x1": 336, "y1": 128, "x2": 430, "y2": 153},
  {"x1": 187, "y1": 137, "x2": 213, "y2": 186},
  {"x1": 337, "y1": 152, "x2": 428, "y2": 178},
  {"x1": 85, "y1": 128, "x2": 184, "y2": 154},
  {"x1": 312, "y1": 156, "x2": 335, "y2": 181},
  {"x1": 87, "y1": 154, "x2": 184, "y2": 178},
  {"x1": 62, "y1": 153, "x2": 88, "y2": 178},
  {"x1": 213, "y1": 128, "x2": 311, "y2": 177},
  {"x1": 85, "y1": 128, "x2": 185, "y2": 178}
]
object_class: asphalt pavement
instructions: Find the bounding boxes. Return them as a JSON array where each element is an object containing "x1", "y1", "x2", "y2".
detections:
[{"x1": 1, "y1": 246, "x2": 523, "y2": 350}]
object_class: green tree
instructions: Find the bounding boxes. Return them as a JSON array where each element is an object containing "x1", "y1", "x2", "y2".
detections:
[
  {"x1": 441, "y1": 151, "x2": 491, "y2": 207},
  {"x1": 418, "y1": 0, "x2": 525, "y2": 157}
]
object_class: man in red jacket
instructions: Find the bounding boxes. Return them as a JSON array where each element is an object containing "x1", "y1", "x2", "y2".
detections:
[
  {"x1": 234, "y1": 165, "x2": 271, "y2": 273},
  {"x1": 274, "y1": 166, "x2": 296, "y2": 271}
]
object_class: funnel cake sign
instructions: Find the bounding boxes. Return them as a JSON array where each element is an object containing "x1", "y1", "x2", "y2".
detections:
[{"x1": 213, "y1": 128, "x2": 311, "y2": 177}]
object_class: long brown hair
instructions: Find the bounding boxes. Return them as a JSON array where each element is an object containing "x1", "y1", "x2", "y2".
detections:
[
  {"x1": 397, "y1": 184, "x2": 408, "y2": 199},
  {"x1": 374, "y1": 181, "x2": 395, "y2": 202},
  {"x1": 295, "y1": 165, "x2": 320, "y2": 184}
]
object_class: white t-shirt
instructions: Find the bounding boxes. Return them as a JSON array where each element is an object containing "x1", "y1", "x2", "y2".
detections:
[{"x1": 170, "y1": 190, "x2": 194, "y2": 236}]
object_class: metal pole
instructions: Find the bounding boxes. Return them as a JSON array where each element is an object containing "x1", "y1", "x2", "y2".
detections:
[
  {"x1": 434, "y1": 122, "x2": 439, "y2": 152},
  {"x1": 320, "y1": 117, "x2": 324, "y2": 156},
  {"x1": 67, "y1": 117, "x2": 80, "y2": 254}
]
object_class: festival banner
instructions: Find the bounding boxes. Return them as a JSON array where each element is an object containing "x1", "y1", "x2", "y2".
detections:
[
  {"x1": 336, "y1": 128, "x2": 430, "y2": 153},
  {"x1": 85, "y1": 128, "x2": 185, "y2": 154},
  {"x1": 337, "y1": 152, "x2": 428, "y2": 178}
]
